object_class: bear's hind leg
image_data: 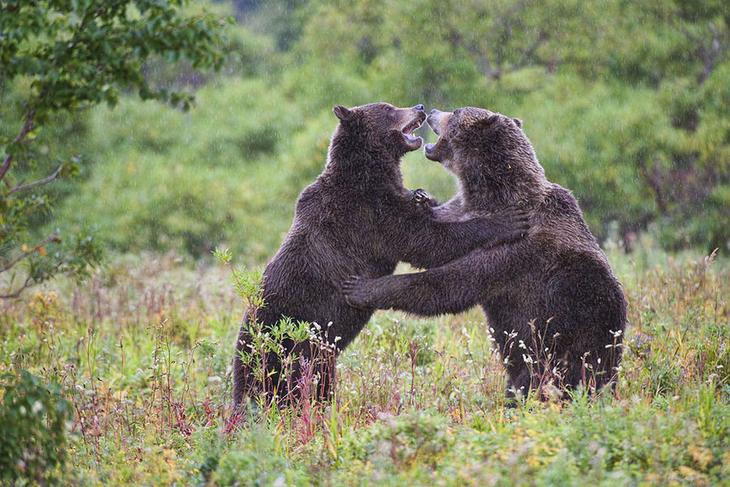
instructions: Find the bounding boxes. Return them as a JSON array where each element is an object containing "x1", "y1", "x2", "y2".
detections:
[{"x1": 505, "y1": 366, "x2": 532, "y2": 407}]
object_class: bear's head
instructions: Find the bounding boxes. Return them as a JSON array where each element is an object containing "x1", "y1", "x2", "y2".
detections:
[
  {"x1": 332, "y1": 102, "x2": 427, "y2": 158},
  {"x1": 424, "y1": 107, "x2": 546, "y2": 203}
]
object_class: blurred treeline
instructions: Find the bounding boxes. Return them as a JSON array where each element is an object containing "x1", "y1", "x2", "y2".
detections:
[{"x1": 3, "y1": 0, "x2": 728, "y2": 263}]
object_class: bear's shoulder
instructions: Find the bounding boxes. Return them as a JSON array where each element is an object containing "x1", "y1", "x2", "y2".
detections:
[
  {"x1": 293, "y1": 181, "x2": 327, "y2": 223},
  {"x1": 298, "y1": 180, "x2": 321, "y2": 205},
  {"x1": 535, "y1": 183, "x2": 600, "y2": 249},
  {"x1": 541, "y1": 184, "x2": 581, "y2": 216}
]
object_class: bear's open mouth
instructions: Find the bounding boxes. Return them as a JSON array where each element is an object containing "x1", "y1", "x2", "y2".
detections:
[{"x1": 401, "y1": 115, "x2": 425, "y2": 149}]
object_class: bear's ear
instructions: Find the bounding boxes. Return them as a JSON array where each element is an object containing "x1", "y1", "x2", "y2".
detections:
[
  {"x1": 512, "y1": 118, "x2": 523, "y2": 128},
  {"x1": 333, "y1": 105, "x2": 354, "y2": 122}
]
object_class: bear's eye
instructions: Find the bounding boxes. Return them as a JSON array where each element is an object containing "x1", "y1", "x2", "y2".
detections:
[{"x1": 386, "y1": 106, "x2": 394, "y2": 112}]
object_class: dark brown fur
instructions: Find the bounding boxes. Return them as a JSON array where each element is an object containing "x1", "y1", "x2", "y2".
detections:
[
  {"x1": 343, "y1": 107, "x2": 626, "y2": 399},
  {"x1": 233, "y1": 103, "x2": 529, "y2": 407}
]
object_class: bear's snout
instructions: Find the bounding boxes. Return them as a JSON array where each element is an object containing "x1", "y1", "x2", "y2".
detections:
[{"x1": 427, "y1": 109, "x2": 446, "y2": 135}]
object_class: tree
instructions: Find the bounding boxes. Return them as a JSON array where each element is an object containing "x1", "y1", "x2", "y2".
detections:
[{"x1": 0, "y1": 0, "x2": 229, "y2": 298}]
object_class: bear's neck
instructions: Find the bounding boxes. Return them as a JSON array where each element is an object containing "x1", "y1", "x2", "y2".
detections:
[
  {"x1": 459, "y1": 160, "x2": 549, "y2": 212},
  {"x1": 322, "y1": 129, "x2": 406, "y2": 194}
]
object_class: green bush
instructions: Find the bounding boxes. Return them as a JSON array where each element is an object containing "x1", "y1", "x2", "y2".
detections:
[
  {"x1": 0, "y1": 371, "x2": 72, "y2": 485},
  {"x1": 58, "y1": 79, "x2": 309, "y2": 260},
  {"x1": 343, "y1": 412, "x2": 453, "y2": 469},
  {"x1": 212, "y1": 427, "x2": 310, "y2": 486},
  {"x1": 89, "y1": 78, "x2": 301, "y2": 163},
  {"x1": 513, "y1": 75, "x2": 660, "y2": 240},
  {"x1": 0, "y1": 0, "x2": 228, "y2": 299}
]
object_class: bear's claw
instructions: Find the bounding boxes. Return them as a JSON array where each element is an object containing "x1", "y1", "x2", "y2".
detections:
[
  {"x1": 411, "y1": 188, "x2": 436, "y2": 209},
  {"x1": 498, "y1": 208, "x2": 531, "y2": 239},
  {"x1": 342, "y1": 276, "x2": 371, "y2": 309}
]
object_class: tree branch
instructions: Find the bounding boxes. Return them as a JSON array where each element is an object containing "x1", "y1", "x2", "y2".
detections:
[
  {"x1": 637, "y1": 158, "x2": 668, "y2": 215},
  {"x1": 0, "y1": 275, "x2": 34, "y2": 300},
  {"x1": 7, "y1": 165, "x2": 63, "y2": 196},
  {"x1": 0, "y1": 249, "x2": 66, "y2": 300},
  {"x1": 0, "y1": 109, "x2": 35, "y2": 182},
  {"x1": 682, "y1": 22, "x2": 727, "y2": 86},
  {"x1": 512, "y1": 31, "x2": 549, "y2": 71},
  {"x1": 0, "y1": 233, "x2": 61, "y2": 274},
  {"x1": 697, "y1": 24, "x2": 724, "y2": 85}
]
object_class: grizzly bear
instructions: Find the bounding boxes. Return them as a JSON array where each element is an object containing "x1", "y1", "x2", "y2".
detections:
[
  {"x1": 343, "y1": 107, "x2": 626, "y2": 399},
  {"x1": 233, "y1": 103, "x2": 529, "y2": 407}
]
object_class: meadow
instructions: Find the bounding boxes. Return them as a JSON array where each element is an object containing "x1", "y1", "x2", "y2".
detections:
[{"x1": 1, "y1": 240, "x2": 728, "y2": 485}]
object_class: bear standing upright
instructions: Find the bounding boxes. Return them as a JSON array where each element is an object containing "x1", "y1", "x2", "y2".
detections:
[
  {"x1": 344, "y1": 107, "x2": 626, "y2": 398},
  {"x1": 233, "y1": 103, "x2": 529, "y2": 407}
]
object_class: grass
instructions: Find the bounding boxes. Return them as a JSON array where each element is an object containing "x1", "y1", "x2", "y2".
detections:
[{"x1": 0, "y1": 242, "x2": 728, "y2": 485}]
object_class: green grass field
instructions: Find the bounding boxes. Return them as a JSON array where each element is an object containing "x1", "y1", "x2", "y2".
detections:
[{"x1": 1, "y1": 242, "x2": 728, "y2": 485}]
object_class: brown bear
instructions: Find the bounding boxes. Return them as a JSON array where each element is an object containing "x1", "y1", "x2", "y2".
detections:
[
  {"x1": 343, "y1": 107, "x2": 626, "y2": 399},
  {"x1": 232, "y1": 103, "x2": 529, "y2": 407}
]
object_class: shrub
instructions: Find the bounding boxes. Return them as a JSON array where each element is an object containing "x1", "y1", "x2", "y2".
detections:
[
  {"x1": 212, "y1": 427, "x2": 310, "y2": 486},
  {"x1": 0, "y1": 371, "x2": 72, "y2": 485},
  {"x1": 343, "y1": 412, "x2": 453, "y2": 470},
  {"x1": 58, "y1": 79, "x2": 309, "y2": 261}
]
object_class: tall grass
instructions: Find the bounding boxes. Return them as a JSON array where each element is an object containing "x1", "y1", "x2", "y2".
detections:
[{"x1": 0, "y1": 242, "x2": 727, "y2": 485}]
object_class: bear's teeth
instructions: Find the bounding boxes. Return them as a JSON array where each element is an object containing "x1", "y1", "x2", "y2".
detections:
[{"x1": 403, "y1": 122, "x2": 418, "y2": 134}]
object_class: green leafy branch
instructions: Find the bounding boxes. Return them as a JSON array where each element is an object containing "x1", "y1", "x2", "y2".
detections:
[{"x1": 0, "y1": 0, "x2": 231, "y2": 298}]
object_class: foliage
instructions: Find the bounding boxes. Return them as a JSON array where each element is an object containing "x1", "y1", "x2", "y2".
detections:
[
  {"x1": 277, "y1": 0, "x2": 729, "y2": 251},
  {"x1": 0, "y1": 0, "x2": 229, "y2": 297},
  {"x1": 212, "y1": 426, "x2": 310, "y2": 486},
  {"x1": 55, "y1": 78, "x2": 327, "y2": 261},
  {"x1": 0, "y1": 0, "x2": 227, "y2": 114},
  {"x1": 21, "y1": 0, "x2": 724, "y2": 261},
  {"x1": 0, "y1": 370, "x2": 72, "y2": 485}
]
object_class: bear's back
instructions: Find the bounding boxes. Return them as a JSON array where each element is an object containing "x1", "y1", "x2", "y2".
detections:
[
  {"x1": 533, "y1": 185, "x2": 603, "y2": 255},
  {"x1": 531, "y1": 185, "x2": 625, "y2": 326},
  {"x1": 484, "y1": 183, "x2": 625, "y2": 329}
]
